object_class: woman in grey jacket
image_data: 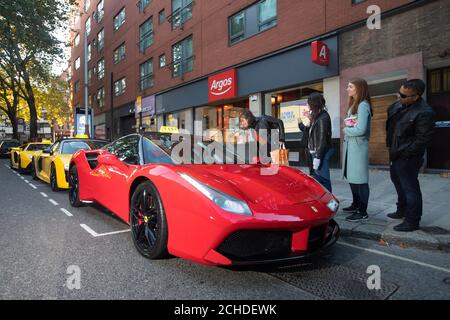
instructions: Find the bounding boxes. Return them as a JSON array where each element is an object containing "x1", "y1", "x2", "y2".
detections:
[{"x1": 342, "y1": 78, "x2": 373, "y2": 222}]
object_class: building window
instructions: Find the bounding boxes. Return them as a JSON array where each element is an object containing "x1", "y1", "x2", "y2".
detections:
[
  {"x1": 74, "y1": 33, "x2": 80, "y2": 46},
  {"x1": 114, "y1": 78, "x2": 126, "y2": 96},
  {"x1": 159, "y1": 9, "x2": 165, "y2": 24},
  {"x1": 171, "y1": 36, "x2": 193, "y2": 78},
  {"x1": 97, "y1": 58, "x2": 105, "y2": 79},
  {"x1": 352, "y1": 0, "x2": 367, "y2": 4},
  {"x1": 113, "y1": 43, "x2": 126, "y2": 64},
  {"x1": 95, "y1": 0, "x2": 104, "y2": 22},
  {"x1": 159, "y1": 54, "x2": 166, "y2": 68},
  {"x1": 140, "y1": 59, "x2": 154, "y2": 91},
  {"x1": 229, "y1": 11, "x2": 245, "y2": 44},
  {"x1": 88, "y1": 94, "x2": 93, "y2": 108},
  {"x1": 75, "y1": 57, "x2": 81, "y2": 70},
  {"x1": 84, "y1": 0, "x2": 91, "y2": 11},
  {"x1": 87, "y1": 43, "x2": 92, "y2": 61},
  {"x1": 259, "y1": 0, "x2": 277, "y2": 31},
  {"x1": 86, "y1": 16, "x2": 91, "y2": 35},
  {"x1": 97, "y1": 87, "x2": 105, "y2": 108},
  {"x1": 138, "y1": 0, "x2": 152, "y2": 13},
  {"x1": 229, "y1": 0, "x2": 277, "y2": 45},
  {"x1": 74, "y1": 80, "x2": 80, "y2": 93},
  {"x1": 170, "y1": 0, "x2": 193, "y2": 30},
  {"x1": 97, "y1": 29, "x2": 104, "y2": 51},
  {"x1": 114, "y1": 8, "x2": 126, "y2": 31},
  {"x1": 139, "y1": 18, "x2": 153, "y2": 53}
]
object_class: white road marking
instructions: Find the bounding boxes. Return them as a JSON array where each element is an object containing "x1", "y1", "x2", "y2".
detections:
[
  {"x1": 20, "y1": 176, "x2": 24, "y2": 179},
  {"x1": 24, "y1": 179, "x2": 29, "y2": 183},
  {"x1": 79, "y1": 224, "x2": 130, "y2": 238},
  {"x1": 80, "y1": 224, "x2": 98, "y2": 237},
  {"x1": 40, "y1": 192, "x2": 48, "y2": 198},
  {"x1": 338, "y1": 241, "x2": 450, "y2": 274},
  {"x1": 60, "y1": 208, "x2": 73, "y2": 217},
  {"x1": 48, "y1": 199, "x2": 59, "y2": 206},
  {"x1": 29, "y1": 184, "x2": 37, "y2": 189},
  {"x1": 95, "y1": 229, "x2": 130, "y2": 237},
  {"x1": 4, "y1": 164, "x2": 9, "y2": 168}
]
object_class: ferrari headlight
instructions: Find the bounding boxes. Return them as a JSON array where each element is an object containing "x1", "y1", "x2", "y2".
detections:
[
  {"x1": 178, "y1": 173, "x2": 252, "y2": 216},
  {"x1": 64, "y1": 164, "x2": 70, "y2": 171},
  {"x1": 327, "y1": 199, "x2": 339, "y2": 212}
]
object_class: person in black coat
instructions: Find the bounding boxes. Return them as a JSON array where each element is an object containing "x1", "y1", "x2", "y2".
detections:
[
  {"x1": 239, "y1": 110, "x2": 285, "y2": 162},
  {"x1": 386, "y1": 79, "x2": 435, "y2": 232},
  {"x1": 298, "y1": 93, "x2": 334, "y2": 192}
]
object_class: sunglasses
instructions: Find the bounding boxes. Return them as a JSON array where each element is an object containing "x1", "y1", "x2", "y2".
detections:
[{"x1": 398, "y1": 91, "x2": 417, "y2": 99}]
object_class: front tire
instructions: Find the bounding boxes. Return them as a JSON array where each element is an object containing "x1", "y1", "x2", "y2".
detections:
[
  {"x1": 69, "y1": 165, "x2": 83, "y2": 207},
  {"x1": 31, "y1": 159, "x2": 38, "y2": 180},
  {"x1": 50, "y1": 165, "x2": 59, "y2": 192},
  {"x1": 130, "y1": 181, "x2": 168, "y2": 259}
]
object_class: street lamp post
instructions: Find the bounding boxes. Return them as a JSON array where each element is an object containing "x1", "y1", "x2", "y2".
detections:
[{"x1": 84, "y1": 30, "x2": 90, "y2": 137}]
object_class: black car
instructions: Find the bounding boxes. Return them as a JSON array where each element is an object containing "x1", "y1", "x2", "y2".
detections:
[{"x1": 0, "y1": 139, "x2": 21, "y2": 158}]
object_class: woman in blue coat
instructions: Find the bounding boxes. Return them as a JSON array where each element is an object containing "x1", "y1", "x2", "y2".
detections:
[{"x1": 342, "y1": 78, "x2": 373, "y2": 222}]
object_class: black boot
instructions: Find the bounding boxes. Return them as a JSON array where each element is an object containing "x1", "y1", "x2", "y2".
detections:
[
  {"x1": 387, "y1": 211, "x2": 405, "y2": 219},
  {"x1": 343, "y1": 203, "x2": 358, "y2": 212},
  {"x1": 393, "y1": 220, "x2": 419, "y2": 232}
]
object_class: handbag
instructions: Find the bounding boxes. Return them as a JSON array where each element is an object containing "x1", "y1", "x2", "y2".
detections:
[{"x1": 270, "y1": 143, "x2": 289, "y2": 166}]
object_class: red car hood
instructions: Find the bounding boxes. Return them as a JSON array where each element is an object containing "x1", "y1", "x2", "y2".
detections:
[{"x1": 175, "y1": 164, "x2": 328, "y2": 212}]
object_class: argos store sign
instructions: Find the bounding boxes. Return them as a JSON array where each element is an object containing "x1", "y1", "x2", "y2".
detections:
[{"x1": 208, "y1": 69, "x2": 237, "y2": 102}]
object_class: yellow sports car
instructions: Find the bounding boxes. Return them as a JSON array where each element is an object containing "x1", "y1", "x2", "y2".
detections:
[
  {"x1": 10, "y1": 141, "x2": 52, "y2": 173},
  {"x1": 32, "y1": 138, "x2": 108, "y2": 191}
]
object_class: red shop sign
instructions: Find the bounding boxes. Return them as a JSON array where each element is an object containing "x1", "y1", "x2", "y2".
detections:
[
  {"x1": 208, "y1": 69, "x2": 237, "y2": 102},
  {"x1": 311, "y1": 41, "x2": 329, "y2": 66}
]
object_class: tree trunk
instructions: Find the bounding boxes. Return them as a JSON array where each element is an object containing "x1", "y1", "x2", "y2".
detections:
[
  {"x1": 21, "y1": 67, "x2": 38, "y2": 139},
  {"x1": 10, "y1": 113, "x2": 19, "y2": 141}
]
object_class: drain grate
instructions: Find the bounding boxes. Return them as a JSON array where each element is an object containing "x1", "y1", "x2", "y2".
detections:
[
  {"x1": 421, "y1": 226, "x2": 450, "y2": 235},
  {"x1": 268, "y1": 259, "x2": 399, "y2": 300}
]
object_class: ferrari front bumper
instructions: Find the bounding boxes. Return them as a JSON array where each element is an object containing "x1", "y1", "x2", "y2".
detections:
[{"x1": 204, "y1": 219, "x2": 340, "y2": 266}]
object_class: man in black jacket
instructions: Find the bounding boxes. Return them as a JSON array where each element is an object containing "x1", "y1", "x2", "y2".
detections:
[{"x1": 386, "y1": 79, "x2": 435, "y2": 232}]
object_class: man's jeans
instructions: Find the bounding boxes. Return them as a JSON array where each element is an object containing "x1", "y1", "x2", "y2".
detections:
[{"x1": 390, "y1": 156, "x2": 424, "y2": 226}]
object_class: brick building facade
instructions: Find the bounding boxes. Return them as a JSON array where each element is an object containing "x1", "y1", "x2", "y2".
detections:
[{"x1": 69, "y1": 0, "x2": 449, "y2": 170}]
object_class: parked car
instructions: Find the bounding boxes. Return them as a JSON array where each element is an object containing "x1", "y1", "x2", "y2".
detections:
[
  {"x1": 10, "y1": 141, "x2": 52, "y2": 173},
  {"x1": 0, "y1": 139, "x2": 20, "y2": 158},
  {"x1": 32, "y1": 138, "x2": 108, "y2": 191},
  {"x1": 69, "y1": 133, "x2": 340, "y2": 266}
]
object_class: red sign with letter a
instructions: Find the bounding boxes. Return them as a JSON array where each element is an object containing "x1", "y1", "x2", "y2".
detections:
[
  {"x1": 208, "y1": 69, "x2": 237, "y2": 102},
  {"x1": 312, "y1": 41, "x2": 329, "y2": 66}
]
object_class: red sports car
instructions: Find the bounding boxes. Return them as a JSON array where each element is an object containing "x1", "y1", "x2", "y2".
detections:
[{"x1": 69, "y1": 133, "x2": 340, "y2": 266}]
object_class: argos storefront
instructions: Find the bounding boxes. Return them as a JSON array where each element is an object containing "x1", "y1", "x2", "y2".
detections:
[{"x1": 155, "y1": 35, "x2": 339, "y2": 165}]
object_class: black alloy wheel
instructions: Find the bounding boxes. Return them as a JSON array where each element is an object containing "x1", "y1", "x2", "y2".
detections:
[
  {"x1": 130, "y1": 181, "x2": 168, "y2": 259},
  {"x1": 50, "y1": 165, "x2": 58, "y2": 192},
  {"x1": 68, "y1": 165, "x2": 83, "y2": 207},
  {"x1": 31, "y1": 159, "x2": 38, "y2": 180}
]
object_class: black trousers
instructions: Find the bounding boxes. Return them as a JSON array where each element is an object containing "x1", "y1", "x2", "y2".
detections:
[
  {"x1": 349, "y1": 183, "x2": 370, "y2": 214},
  {"x1": 390, "y1": 156, "x2": 424, "y2": 226}
]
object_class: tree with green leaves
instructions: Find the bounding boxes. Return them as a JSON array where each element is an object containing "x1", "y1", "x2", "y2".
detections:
[{"x1": 0, "y1": 0, "x2": 74, "y2": 139}]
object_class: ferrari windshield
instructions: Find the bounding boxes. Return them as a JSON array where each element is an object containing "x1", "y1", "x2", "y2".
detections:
[
  {"x1": 142, "y1": 133, "x2": 246, "y2": 165},
  {"x1": 61, "y1": 140, "x2": 108, "y2": 154},
  {"x1": 26, "y1": 144, "x2": 51, "y2": 151}
]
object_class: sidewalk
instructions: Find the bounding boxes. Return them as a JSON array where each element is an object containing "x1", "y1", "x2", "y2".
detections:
[{"x1": 303, "y1": 167, "x2": 450, "y2": 252}]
